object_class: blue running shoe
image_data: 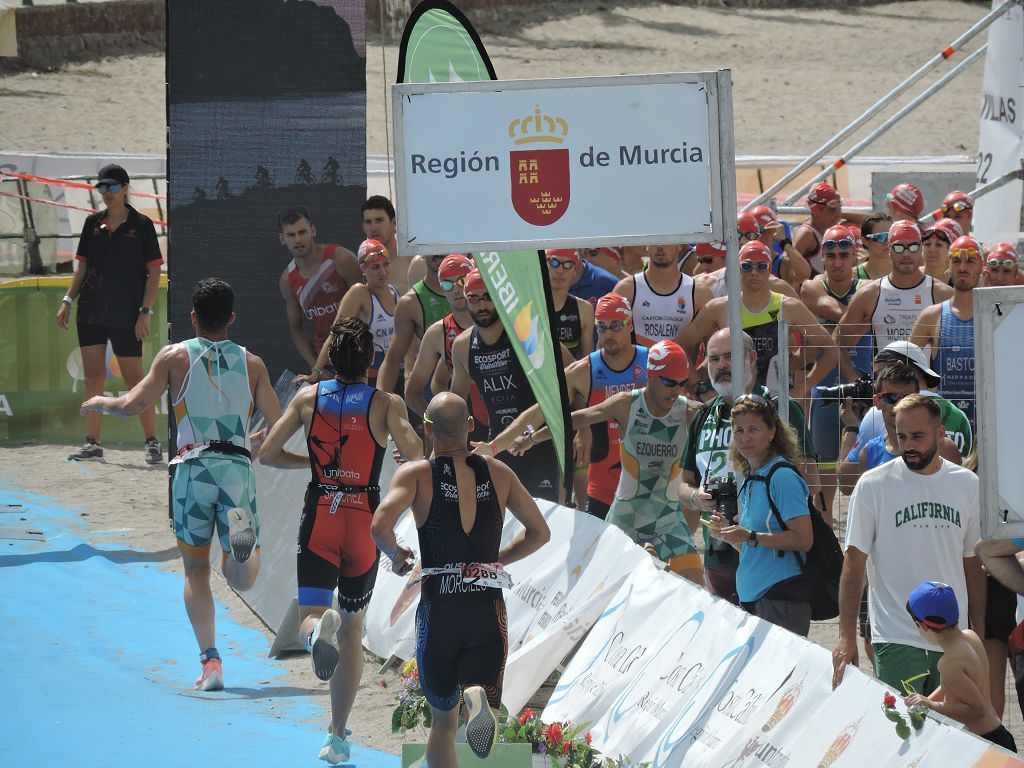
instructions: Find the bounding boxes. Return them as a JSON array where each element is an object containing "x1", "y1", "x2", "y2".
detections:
[{"x1": 319, "y1": 732, "x2": 351, "y2": 764}]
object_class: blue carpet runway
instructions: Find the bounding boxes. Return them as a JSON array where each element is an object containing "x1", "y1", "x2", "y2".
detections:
[{"x1": 0, "y1": 490, "x2": 400, "y2": 767}]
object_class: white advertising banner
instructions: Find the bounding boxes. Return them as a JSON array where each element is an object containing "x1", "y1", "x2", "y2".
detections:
[
  {"x1": 543, "y1": 571, "x2": 1006, "y2": 767},
  {"x1": 364, "y1": 499, "x2": 653, "y2": 696},
  {"x1": 974, "y1": 0, "x2": 1024, "y2": 244},
  {"x1": 392, "y1": 73, "x2": 725, "y2": 254}
]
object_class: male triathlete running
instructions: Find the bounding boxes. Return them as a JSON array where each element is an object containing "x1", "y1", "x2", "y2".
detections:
[
  {"x1": 566, "y1": 341, "x2": 703, "y2": 583},
  {"x1": 613, "y1": 243, "x2": 712, "y2": 347},
  {"x1": 82, "y1": 278, "x2": 282, "y2": 691},
  {"x1": 371, "y1": 392, "x2": 550, "y2": 768},
  {"x1": 450, "y1": 270, "x2": 573, "y2": 502},
  {"x1": 475, "y1": 293, "x2": 648, "y2": 520},
  {"x1": 259, "y1": 317, "x2": 423, "y2": 765}
]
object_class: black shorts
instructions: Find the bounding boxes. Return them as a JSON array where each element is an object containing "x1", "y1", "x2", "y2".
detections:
[
  {"x1": 982, "y1": 724, "x2": 1018, "y2": 753},
  {"x1": 415, "y1": 597, "x2": 507, "y2": 711},
  {"x1": 296, "y1": 484, "x2": 379, "y2": 613},
  {"x1": 501, "y1": 444, "x2": 559, "y2": 502},
  {"x1": 76, "y1": 321, "x2": 142, "y2": 357},
  {"x1": 585, "y1": 497, "x2": 611, "y2": 521},
  {"x1": 986, "y1": 573, "x2": 1018, "y2": 643}
]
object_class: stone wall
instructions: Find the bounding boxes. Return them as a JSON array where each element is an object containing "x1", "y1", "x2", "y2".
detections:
[{"x1": 0, "y1": 0, "x2": 163, "y2": 72}]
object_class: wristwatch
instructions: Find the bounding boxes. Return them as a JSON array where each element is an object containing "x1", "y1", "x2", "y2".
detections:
[
  {"x1": 779, "y1": 238, "x2": 793, "y2": 249},
  {"x1": 748, "y1": 530, "x2": 759, "y2": 547},
  {"x1": 138, "y1": 306, "x2": 153, "y2": 315}
]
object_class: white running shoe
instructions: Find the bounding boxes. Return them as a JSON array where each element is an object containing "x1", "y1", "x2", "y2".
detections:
[
  {"x1": 463, "y1": 685, "x2": 497, "y2": 759},
  {"x1": 310, "y1": 609, "x2": 342, "y2": 681},
  {"x1": 227, "y1": 507, "x2": 257, "y2": 563},
  {"x1": 318, "y1": 732, "x2": 351, "y2": 764}
]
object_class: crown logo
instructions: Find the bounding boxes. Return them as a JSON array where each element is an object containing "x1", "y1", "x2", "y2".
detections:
[{"x1": 508, "y1": 106, "x2": 568, "y2": 146}]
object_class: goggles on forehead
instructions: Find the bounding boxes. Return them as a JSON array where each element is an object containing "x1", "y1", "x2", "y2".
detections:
[
  {"x1": 809, "y1": 197, "x2": 842, "y2": 209},
  {"x1": 734, "y1": 392, "x2": 772, "y2": 408},
  {"x1": 947, "y1": 246, "x2": 981, "y2": 260},
  {"x1": 943, "y1": 200, "x2": 972, "y2": 213},
  {"x1": 922, "y1": 230, "x2": 951, "y2": 244}
]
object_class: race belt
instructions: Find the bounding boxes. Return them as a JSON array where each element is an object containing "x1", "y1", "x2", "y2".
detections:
[
  {"x1": 419, "y1": 562, "x2": 513, "y2": 590},
  {"x1": 170, "y1": 440, "x2": 252, "y2": 465},
  {"x1": 316, "y1": 481, "x2": 382, "y2": 515}
]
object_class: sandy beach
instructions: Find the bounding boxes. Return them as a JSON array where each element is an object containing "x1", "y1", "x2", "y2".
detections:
[
  {"x1": 0, "y1": 2, "x2": 986, "y2": 159},
  {"x1": 0, "y1": 0, "x2": 1015, "y2": 757}
]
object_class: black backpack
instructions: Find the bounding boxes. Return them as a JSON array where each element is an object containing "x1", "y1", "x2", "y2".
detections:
[{"x1": 746, "y1": 460, "x2": 844, "y2": 621}]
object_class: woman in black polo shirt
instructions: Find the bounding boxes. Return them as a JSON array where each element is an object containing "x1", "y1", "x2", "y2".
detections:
[{"x1": 56, "y1": 164, "x2": 164, "y2": 463}]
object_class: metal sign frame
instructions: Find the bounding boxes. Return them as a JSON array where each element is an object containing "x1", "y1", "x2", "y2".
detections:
[
  {"x1": 976, "y1": 286, "x2": 1024, "y2": 539},
  {"x1": 391, "y1": 70, "x2": 735, "y2": 255}
]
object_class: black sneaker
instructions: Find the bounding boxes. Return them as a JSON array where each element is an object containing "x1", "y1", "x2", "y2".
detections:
[
  {"x1": 144, "y1": 437, "x2": 162, "y2": 465},
  {"x1": 68, "y1": 437, "x2": 103, "y2": 461}
]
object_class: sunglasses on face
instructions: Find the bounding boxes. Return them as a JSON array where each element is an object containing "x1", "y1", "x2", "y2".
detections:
[
  {"x1": 96, "y1": 183, "x2": 124, "y2": 195},
  {"x1": 739, "y1": 231, "x2": 760, "y2": 241},
  {"x1": 547, "y1": 257, "x2": 576, "y2": 271},
  {"x1": 658, "y1": 376, "x2": 688, "y2": 388},
  {"x1": 944, "y1": 200, "x2": 972, "y2": 213},
  {"x1": 739, "y1": 261, "x2": 770, "y2": 272},
  {"x1": 465, "y1": 292, "x2": 493, "y2": 305},
  {"x1": 987, "y1": 258, "x2": 1017, "y2": 270},
  {"x1": 864, "y1": 232, "x2": 889, "y2": 244},
  {"x1": 439, "y1": 276, "x2": 466, "y2": 291},
  {"x1": 596, "y1": 319, "x2": 628, "y2": 333},
  {"x1": 823, "y1": 238, "x2": 855, "y2": 251},
  {"x1": 874, "y1": 391, "x2": 911, "y2": 406},
  {"x1": 890, "y1": 242, "x2": 921, "y2": 254}
]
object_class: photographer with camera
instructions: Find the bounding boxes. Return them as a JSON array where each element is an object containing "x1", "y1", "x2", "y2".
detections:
[
  {"x1": 837, "y1": 361, "x2": 961, "y2": 494},
  {"x1": 682, "y1": 328, "x2": 819, "y2": 605},
  {"x1": 707, "y1": 395, "x2": 814, "y2": 636},
  {"x1": 841, "y1": 340, "x2": 972, "y2": 461}
]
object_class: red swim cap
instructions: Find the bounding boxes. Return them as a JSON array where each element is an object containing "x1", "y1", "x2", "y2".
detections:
[
  {"x1": 750, "y1": 205, "x2": 776, "y2": 226},
  {"x1": 647, "y1": 340, "x2": 690, "y2": 380},
  {"x1": 595, "y1": 292, "x2": 632, "y2": 321},
  {"x1": 887, "y1": 183, "x2": 924, "y2": 218},
  {"x1": 357, "y1": 239, "x2": 389, "y2": 269},
  {"x1": 888, "y1": 219, "x2": 922, "y2": 245},
  {"x1": 739, "y1": 240, "x2": 773, "y2": 265},
  {"x1": 463, "y1": 269, "x2": 487, "y2": 296},
  {"x1": 439, "y1": 254, "x2": 474, "y2": 282},
  {"x1": 736, "y1": 211, "x2": 760, "y2": 235}
]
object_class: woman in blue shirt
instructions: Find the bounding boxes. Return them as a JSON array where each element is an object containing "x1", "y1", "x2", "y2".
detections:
[{"x1": 709, "y1": 394, "x2": 814, "y2": 636}]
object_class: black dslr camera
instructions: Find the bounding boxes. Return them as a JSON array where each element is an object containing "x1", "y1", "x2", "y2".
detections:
[
  {"x1": 814, "y1": 375, "x2": 873, "y2": 406},
  {"x1": 704, "y1": 476, "x2": 738, "y2": 558},
  {"x1": 705, "y1": 476, "x2": 738, "y2": 525}
]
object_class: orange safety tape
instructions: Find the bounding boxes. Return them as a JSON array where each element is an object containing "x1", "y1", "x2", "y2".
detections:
[
  {"x1": 0, "y1": 170, "x2": 167, "y2": 200},
  {"x1": 0, "y1": 189, "x2": 168, "y2": 228}
]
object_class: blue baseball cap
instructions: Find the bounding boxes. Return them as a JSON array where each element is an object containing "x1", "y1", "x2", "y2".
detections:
[{"x1": 907, "y1": 581, "x2": 959, "y2": 630}]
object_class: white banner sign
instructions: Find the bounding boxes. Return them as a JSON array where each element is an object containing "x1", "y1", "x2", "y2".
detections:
[
  {"x1": 974, "y1": 0, "x2": 1024, "y2": 244},
  {"x1": 364, "y1": 498, "x2": 654, "y2": 709},
  {"x1": 543, "y1": 572, "x2": 1013, "y2": 767},
  {"x1": 392, "y1": 73, "x2": 728, "y2": 254}
]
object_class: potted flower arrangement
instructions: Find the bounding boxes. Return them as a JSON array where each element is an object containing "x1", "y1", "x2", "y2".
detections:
[{"x1": 392, "y1": 659, "x2": 432, "y2": 734}]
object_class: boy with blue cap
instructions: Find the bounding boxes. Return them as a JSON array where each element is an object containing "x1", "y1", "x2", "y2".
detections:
[{"x1": 904, "y1": 581, "x2": 1017, "y2": 752}]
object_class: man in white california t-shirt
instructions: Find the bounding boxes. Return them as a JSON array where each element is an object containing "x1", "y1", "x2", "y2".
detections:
[{"x1": 831, "y1": 394, "x2": 985, "y2": 694}]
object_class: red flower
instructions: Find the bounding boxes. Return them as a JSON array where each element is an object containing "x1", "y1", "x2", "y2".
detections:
[
  {"x1": 519, "y1": 708, "x2": 534, "y2": 725},
  {"x1": 544, "y1": 723, "x2": 563, "y2": 745},
  {"x1": 585, "y1": 732, "x2": 592, "y2": 745},
  {"x1": 883, "y1": 692, "x2": 897, "y2": 709},
  {"x1": 561, "y1": 741, "x2": 571, "y2": 755}
]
